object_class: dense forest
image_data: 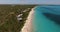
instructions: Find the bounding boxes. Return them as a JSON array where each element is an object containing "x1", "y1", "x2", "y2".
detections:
[{"x1": 0, "y1": 5, "x2": 36, "y2": 32}]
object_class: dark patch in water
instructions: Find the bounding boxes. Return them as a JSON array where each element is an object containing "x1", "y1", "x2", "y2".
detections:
[
  {"x1": 43, "y1": 13, "x2": 60, "y2": 25},
  {"x1": 41, "y1": 7, "x2": 58, "y2": 13}
]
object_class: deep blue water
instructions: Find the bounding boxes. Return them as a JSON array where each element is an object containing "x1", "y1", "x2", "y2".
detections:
[{"x1": 33, "y1": 5, "x2": 60, "y2": 32}]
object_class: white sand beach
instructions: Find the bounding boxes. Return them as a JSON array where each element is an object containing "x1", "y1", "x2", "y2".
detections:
[{"x1": 20, "y1": 8, "x2": 35, "y2": 32}]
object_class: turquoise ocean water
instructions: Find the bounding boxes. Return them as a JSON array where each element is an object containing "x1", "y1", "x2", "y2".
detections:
[{"x1": 33, "y1": 5, "x2": 60, "y2": 32}]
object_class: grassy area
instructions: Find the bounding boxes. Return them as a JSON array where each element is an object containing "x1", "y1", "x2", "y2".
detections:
[{"x1": 0, "y1": 5, "x2": 36, "y2": 32}]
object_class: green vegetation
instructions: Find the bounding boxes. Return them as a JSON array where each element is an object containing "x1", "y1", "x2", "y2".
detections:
[{"x1": 0, "y1": 5, "x2": 36, "y2": 32}]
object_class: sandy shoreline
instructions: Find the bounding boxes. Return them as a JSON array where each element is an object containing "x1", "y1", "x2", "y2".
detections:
[{"x1": 20, "y1": 8, "x2": 35, "y2": 32}]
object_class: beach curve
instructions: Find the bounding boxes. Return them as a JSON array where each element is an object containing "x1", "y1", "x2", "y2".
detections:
[{"x1": 20, "y1": 7, "x2": 35, "y2": 32}]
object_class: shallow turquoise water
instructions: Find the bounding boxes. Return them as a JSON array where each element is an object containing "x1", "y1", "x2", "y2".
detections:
[{"x1": 33, "y1": 5, "x2": 60, "y2": 32}]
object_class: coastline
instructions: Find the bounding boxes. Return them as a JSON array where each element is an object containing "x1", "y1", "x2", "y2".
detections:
[{"x1": 20, "y1": 8, "x2": 35, "y2": 32}]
